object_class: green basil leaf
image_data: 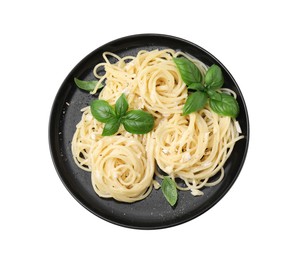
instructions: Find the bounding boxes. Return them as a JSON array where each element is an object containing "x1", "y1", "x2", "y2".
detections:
[
  {"x1": 161, "y1": 177, "x2": 178, "y2": 206},
  {"x1": 90, "y1": 99, "x2": 116, "y2": 123},
  {"x1": 122, "y1": 110, "x2": 154, "y2": 134},
  {"x1": 74, "y1": 78, "x2": 102, "y2": 92},
  {"x1": 115, "y1": 94, "x2": 128, "y2": 117},
  {"x1": 209, "y1": 92, "x2": 239, "y2": 118},
  {"x1": 188, "y1": 82, "x2": 204, "y2": 91},
  {"x1": 207, "y1": 89, "x2": 222, "y2": 101},
  {"x1": 204, "y1": 64, "x2": 224, "y2": 90},
  {"x1": 102, "y1": 117, "x2": 120, "y2": 136},
  {"x1": 183, "y1": 90, "x2": 208, "y2": 115},
  {"x1": 173, "y1": 57, "x2": 202, "y2": 85}
]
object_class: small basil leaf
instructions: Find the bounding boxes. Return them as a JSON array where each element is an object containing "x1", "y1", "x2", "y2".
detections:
[
  {"x1": 188, "y1": 82, "x2": 204, "y2": 91},
  {"x1": 183, "y1": 90, "x2": 208, "y2": 115},
  {"x1": 102, "y1": 117, "x2": 120, "y2": 136},
  {"x1": 74, "y1": 78, "x2": 102, "y2": 92},
  {"x1": 173, "y1": 57, "x2": 202, "y2": 85},
  {"x1": 207, "y1": 89, "x2": 222, "y2": 101},
  {"x1": 161, "y1": 177, "x2": 178, "y2": 206},
  {"x1": 209, "y1": 93, "x2": 239, "y2": 118},
  {"x1": 115, "y1": 94, "x2": 128, "y2": 117},
  {"x1": 122, "y1": 110, "x2": 154, "y2": 134},
  {"x1": 90, "y1": 100, "x2": 116, "y2": 123},
  {"x1": 204, "y1": 64, "x2": 224, "y2": 90}
]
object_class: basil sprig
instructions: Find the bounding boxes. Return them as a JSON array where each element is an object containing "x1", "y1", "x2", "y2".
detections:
[
  {"x1": 74, "y1": 78, "x2": 103, "y2": 92},
  {"x1": 161, "y1": 177, "x2": 178, "y2": 206},
  {"x1": 173, "y1": 58, "x2": 239, "y2": 118},
  {"x1": 91, "y1": 94, "x2": 154, "y2": 136}
]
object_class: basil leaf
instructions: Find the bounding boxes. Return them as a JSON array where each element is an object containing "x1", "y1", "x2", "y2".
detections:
[
  {"x1": 207, "y1": 89, "x2": 222, "y2": 101},
  {"x1": 161, "y1": 177, "x2": 178, "y2": 206},
  {"x1": 183, "y1": 90, "x2": 208, "y2": 115},
  {"x1": 204, "y1": 64, "x2": 224, "y2": 90},
  {"x1": 102, "y1": 117, "x2": 120, "y2": 136},
  {"x1": 122, "y1": 110, "x2": 154, "y2": 134},
  {"x1": 115, "y1": 94, "x2": 128, "y2": 117},
  {"x1": 209, "y1": 92, "x2": 239, "y2": 118},
  {"x1": 173, "y1": 57, "x2": 202, "y2": 85},
  {"x1": 74, "y1": 78, "x2": 102, "y2": 92},
  {"x1": 90, "y1": 100, "x2": 116, "y2": 123},
  {"x1": 188, "y1": 82, "x2": 204, "y2": 91}
]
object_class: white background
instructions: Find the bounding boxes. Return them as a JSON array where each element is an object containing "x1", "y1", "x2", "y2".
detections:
[{"x1": 1, "y1": 0, "x2": 296, "y2": 259}]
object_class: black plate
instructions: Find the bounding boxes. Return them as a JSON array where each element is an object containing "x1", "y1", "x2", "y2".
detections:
[{"x1": 49, "y1": 34, "x2": 249, "y2": 229}]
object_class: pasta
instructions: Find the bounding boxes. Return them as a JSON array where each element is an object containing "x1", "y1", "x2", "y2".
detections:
[
  {"x1": 91, "y1": 134, "x2": 155, "y2": 202},
  {"x1": 71, "y1": 49, "x2": 243, "y2": 203}
]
